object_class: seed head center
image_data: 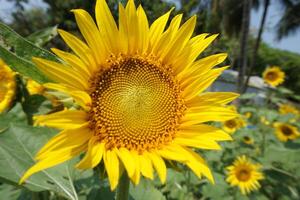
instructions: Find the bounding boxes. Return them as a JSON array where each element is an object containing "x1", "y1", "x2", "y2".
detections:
[{"x1": 89, "y1": 56, "x2": 185, "y2": 152}]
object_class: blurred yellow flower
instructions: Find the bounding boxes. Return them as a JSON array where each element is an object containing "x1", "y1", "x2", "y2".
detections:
[
  {"x1": 260, "y1": 116, "x2": 270, "y2": 125},
  {"x1": 223, "y1": 117, "x2": 246, "y2": 134},
  {"x1": 262, "y1": 66, "x2": 285, "y2": 87},
  {"x1": 19, "y1": 0, "x2": 239, "y2": 190},
  {"x1": 0, "y1": 59, "x2": 16, "y2": 113},
  {"x1": 26, "y1": 79, "x2": 45, "y2": 95},
  {"x1": 274, "y1": 122, "x2": 299, "y2": 142},
  {"x1": 279, "y1": 104, "x2": 299, "y2": 116},
  {"x1": 243, "y1": 136, "x2": 253, "y2": 145},
  {"x1": 244, "y1": 112, "x2": 252, "y2": 119},
  {"x1": 226, "y1": 155, "x2": 264, "y2": 195}
]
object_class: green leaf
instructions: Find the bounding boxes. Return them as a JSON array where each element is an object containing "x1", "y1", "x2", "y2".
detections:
[
  {"x1": 0, "y1": 105, "x2": 79, "y2": 200},
  {"x1": 238, "y1": 93, "x2": 257, "y2": 100},
  {"x1": 0, "y1": 22, "x2": 58, "y2": 61},
  {"x1": 0, "y1": 45, "x2": 49, "y2": 83},
  {"x1": 0, "y1": 184, "x2": 22, "y2": 200},
  {"x1": 129, "y1": 179, "x2": 165, "y2": 200},
  {"x1": 0, "y1": 22, "x2": 58, "y2": 83},
  {"x1": 27, "y1": 26, "x2": 58, "y2": 47}
]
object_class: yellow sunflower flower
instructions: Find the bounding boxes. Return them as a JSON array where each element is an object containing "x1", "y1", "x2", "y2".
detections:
[
  {"x1": 279, "y1": 104, "x2": 299, "y2": 116},
  {"x1": 26, "y1": 79, "x2": 45, "y2": 95},
  {"x1": 260, "y1": 116, "x2": 270, "y2": 125},
  {"x1": 242, "y1": 136, "x2": 253, "y2": 145},
  {"x1": 244, "y1": 112, "x2": 252, "y2": 119},
  {"x1": 274, "y1": 122, "x2": 300, "y2": 142},
  {"x1": 223, "y1": 117, "x2": 246, "y2": 134},
  {"x1": 19, "y1": 0, "x2": 239, "y2": 190},
  {"x1": 226, "y1": 155, "x2": 264, "y2": 195},
  {"x1": 0, "y1": 59, "x2": 16, "y2": 113},
  {"x1": 262, "y1": 66, "x2": 285, "y2": 87}
]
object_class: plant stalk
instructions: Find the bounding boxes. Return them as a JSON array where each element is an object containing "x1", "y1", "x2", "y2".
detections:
[{"x1": 116, "y1": 173, "x2": 130, "y2": 200}]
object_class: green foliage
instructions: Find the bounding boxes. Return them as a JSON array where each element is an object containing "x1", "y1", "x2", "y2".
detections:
[
  {"x1": 0, "y1": 104, "x2": 79, "y2": 199},
  {"x1": 0, "y1": 22, "x2": 57, "y2": 83}
]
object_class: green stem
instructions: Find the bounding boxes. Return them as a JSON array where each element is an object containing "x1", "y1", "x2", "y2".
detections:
[{"x1": 116, "y1": 173, "x2": 130, "y2": 200}]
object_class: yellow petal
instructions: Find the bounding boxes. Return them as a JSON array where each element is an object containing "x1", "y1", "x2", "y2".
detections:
[
  {"x1": 181, "y1": 106, "x2": 239, "y2": 126},
  {"x1": 36, "y1": 124, "x2": 92, "y2": 160},
  {"x1": 19, "y1": 144, "x2": 85, "y2": 184},
  {"x1": 139, "y1": 154, "x2": 153, "y2": 180},
  {"x1": 51, "y1": 48, "x2": 92, "y2": 77},
  {"x1": 149, "y1": 8, "x2": 173, "y2": 50},
  {"x1": 34, "y1": 109, "x2": 88, "y2": 129},
  {"x1": 32, "y1": 57, "x2": 88, "y2": 90},
  {"x1": 58, "y1": 29, "x2": 97, "y2": 72},
  {"x1": 115, "y1": 148, "x2": 136, "y2": 177},
  {"x1": 161, "y1": 16, "x2": 197, "y2": 64},
  {"x1": 178, "y1": 52, "x2": 227, "y2": 82},
  {"x1": 174, "y1": 137, "x2": 221, "y2": 150},
  {"x1": 157, "y1": 143, "x2": 189, "y2": 162},
  {"x1": 125, "y1": 0, "x2": 138, "y2": 53},
  {"x1": 130, "y1": 151, "x2": 141, "y2": 185},
  {"x1": 76, "y1": 138, "x2": 105, "y2": 169},
  {"x1": 118, "y1": 3, "x2": 128, "y2": 54},
  {"x1": 171, "y1": 33, "x2": 209, "y2": 74},
  {"x1": 44, "y1": 83, "x2": 91, "y2": 110},
  {"x1": 183, "y1": 147, "x2": 214, "y2": 183},
  {"x1": 104, "y1": 149, "x2": 120, "y2": 190},
  {"x1": 147, "y1": 152, "x2": 167, "y2": 183},
  {"x1": 182, "y1": 66, "x2": 229, "y2": 101},
  {"x1": 71, "y1": 9, "x2": 107, "y2": 64},
  {"x1": 177, "y1": 125, "x2": 232, "y2": 141},
  {"x1": 137, "y1": 5, "x2": 149, "y2": 53},
  {"x1": 186, "y1": 92, "x2": 239, "y2": 107},
  {"x1": 153, "y1": 14, "x2": 182, "y2": 55},
  {"x1": 95, "y1": 0, "x2": 119, "y2": 53}
]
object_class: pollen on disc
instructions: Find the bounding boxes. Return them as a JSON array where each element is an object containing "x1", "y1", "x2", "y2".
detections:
[{"x1": 89, "y1": 56, "x2": 185, "y2": 152}]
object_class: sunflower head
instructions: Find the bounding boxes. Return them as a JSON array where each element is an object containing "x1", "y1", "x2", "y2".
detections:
[
  {"x1": 262, "y1": 66, "x2": 285, "y2": 87},
  {"x1": 223, "y1": 117, "x2": 246, "y2": 134},
  {"x1": 243, "y1": 136, "x2": 253, "y2": 145},
  {"x1": 226, "y1": 155, "x2": 264, "y2": 195},
  {"x1": 274, "y1": 122, "x2": 300, "y2": 142},
  {"x1": 19, "y1": 0, "x2": 239, "y2": 190},
  {"x1": 0, "y1": 59, "x2": 16, "y2": 113},
  {"x1": 279, "y1": 104, "x2": 299, "y2": 116}
]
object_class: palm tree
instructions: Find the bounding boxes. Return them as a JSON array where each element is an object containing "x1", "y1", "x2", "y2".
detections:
[
  {"x1": 237, "y1": 0, "x2": 253, "y2": 93},
  {"x1": 277, "y1": 0, "x2": 300, "y2": 40},
  {"x1": 243, "y1": 0, "x2": 270, "y2": 93}
]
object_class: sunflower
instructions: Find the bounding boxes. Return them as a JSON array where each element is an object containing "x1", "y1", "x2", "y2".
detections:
[
  {"x1": 279, "y1": 104, "x2": 299, "y2": 116},
  {"x1": 223, "y1": 117, "x2": 246, "y2": 134},
  {"x1": 262, "y1": 66, "x2": 285, "y2": 87},
  {"x1": 260, "y1": 116, "x2": 270, "y2": 125},
  {"x1": 242, "y1": 136, "x2": 253, "y2": 145},
  {"x1": 226, "y1": 155, "x2": 264, "y2": 195},
  {"x1": 26, "y1": 78, "x2": 60, "y2": 107},
  {"x1": 274, "y1": 122, "x2": 299, "y2": 142},
  {"x1": 26, "y1": 78, "x2": 46, "y2": 95},
  {"x1": 0, "y1": 59, "x2": 16, "y2": 113},
  {"x1": 244, "y1": 112, "x2": 252, "y2": 119},
  {"x1": 19, "y1": 0, "x2": 239, "y2": 190}
]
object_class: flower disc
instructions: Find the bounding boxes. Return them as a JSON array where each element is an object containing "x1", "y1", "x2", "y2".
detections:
[{"x1": 89, "y1": 56, "x2": 185, "y2": 151}]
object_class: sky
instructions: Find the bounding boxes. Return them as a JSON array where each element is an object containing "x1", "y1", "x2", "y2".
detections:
[{"x1": 0, "y1": 0, "x2": 299, "y2": 53}]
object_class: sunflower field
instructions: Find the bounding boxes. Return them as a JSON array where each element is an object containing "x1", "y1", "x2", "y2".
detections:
[{"x1": 0, "y1": 0, "x2": 300, "y2": 200}]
